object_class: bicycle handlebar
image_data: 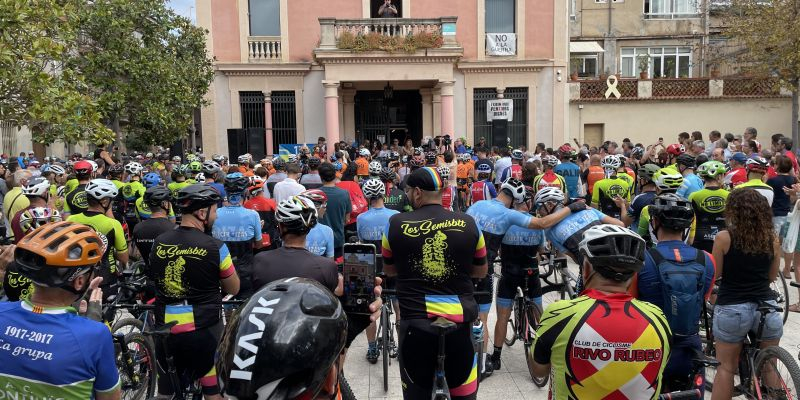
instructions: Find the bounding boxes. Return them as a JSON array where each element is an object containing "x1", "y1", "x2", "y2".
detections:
[{"x1": 658, "y1": 389, "x2": 700, "y2": 400}]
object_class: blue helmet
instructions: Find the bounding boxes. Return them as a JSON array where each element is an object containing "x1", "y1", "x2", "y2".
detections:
[{"x1": 143, "y1": 172, "x2": 161, "y2": 188}]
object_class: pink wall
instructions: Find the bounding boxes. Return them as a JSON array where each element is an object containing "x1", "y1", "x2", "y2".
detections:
[
  {"x1": 526, "y1": 1, "x2": 554, "y2": 59},
  {"x1": 287, "y1": 0, "x2": 362, "y2": 62},
  {"x1": 412, "y1": 1, "x2": 478, "y2": 60},
  {"x1": 211, "y1": 0, "x2": 241, "y2": 62}
]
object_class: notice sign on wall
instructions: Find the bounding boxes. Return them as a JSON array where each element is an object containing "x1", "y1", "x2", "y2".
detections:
[
  {"x1": 487, "y1": 99, "x2": 514, "y2": 121},
  {"x1": 486, "y1": 33, "x2": 517, "y2": 56}
]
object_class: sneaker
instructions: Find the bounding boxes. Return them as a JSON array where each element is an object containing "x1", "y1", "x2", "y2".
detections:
[
  {"x1": 490, "y1": 352, "x2": 501, "y2": 371},
  {"x1": 366, "y1": 346, "x2": 379, "y2": 364},
  {"x1": 481, "y1": 356, "x2": 494, "y2": 379}
]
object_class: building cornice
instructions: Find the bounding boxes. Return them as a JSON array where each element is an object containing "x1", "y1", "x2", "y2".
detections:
[
  {"x1": 458, "y1": 60, "x2": 550, "y2": 74},
  {"x1": 313, "y1": 48, "x2": 463, "y2": 65},
  {"x1": 215, "y1": 62, "x2": 312, "y2": 77}
]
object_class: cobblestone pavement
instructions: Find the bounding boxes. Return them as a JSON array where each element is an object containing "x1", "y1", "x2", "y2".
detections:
[{"x1": 344, "y1": 260, "x2": 800, "y2": 399}]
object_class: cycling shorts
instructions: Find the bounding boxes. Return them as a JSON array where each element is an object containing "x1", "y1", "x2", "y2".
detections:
[
  {"x1": 692, "y1": 240, "x2": 714, "y2": 254},
  {"x1": 157, "y1": 321, "x2": 222, "y2": 396},
  {"x1": 474, "y1": 273, "x2": 494, "y2": 309},
  {"x1": 398, "y1": 319, "x2": 478, "y2": 400},
  {"x1": 496, "y1": 271, "x2": 542, "y2": 309}
]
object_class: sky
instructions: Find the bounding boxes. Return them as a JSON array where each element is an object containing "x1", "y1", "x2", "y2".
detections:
[{"x1": 166, "y1": 0, "x2": 196, "y2": 23}]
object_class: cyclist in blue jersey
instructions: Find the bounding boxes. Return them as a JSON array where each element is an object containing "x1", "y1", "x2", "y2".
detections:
[
  {"x1": 489, "y1": 186, "x2": 545, "y2": 371},
  {"x1": 0, "y1": 221, "x2": 120, "y2": 400},
  {"x1": 618, "y1": 163, "x2": 659, "y2": 228},
  {"x1": 466, "y1": 178, "x2": 585, "y2": 377},
  {"x1": 301, "y1": 189, "x2": 335, "y2": 258},
  {"x1": 358, "y1": 178, "x2": 399, "y2": 364},
  {"x1": 553, "y1": 144, "x2": 582, "y2": 199},
  {"x1": 211, "y1": 173, "x2": 262, "y2": 298},
  {"x1": 676, "y1": 154, "x2": 703, "y2": 199}
]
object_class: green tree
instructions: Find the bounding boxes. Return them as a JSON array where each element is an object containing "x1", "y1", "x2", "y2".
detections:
[
  {"x1": 723, "y1": 0, "x2": 800, "y2": 145},
  {"x1": 71, "y1": 0, "x2": 214, "y2": 148},
  {"x1": 0, "y1": 0, "x2": 114, "y2": 145}
]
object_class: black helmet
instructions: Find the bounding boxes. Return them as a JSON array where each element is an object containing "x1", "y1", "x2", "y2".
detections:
[
  {"x1": 144, "y1": 186, "x2": 172, "y2": 208},
  {"x1": 176, "y1": 184, "x2": 221, "y2": 213},
  {"x1": 649, "y1": 193, "x2": 695, "y2": 231},
  {"x1": 218, "y1": 278, "x2": 347, "y2": 399},
  {"x1": 273, "y1": 158, "x2": 286, "y2": 171},
  {"x1": 676, "y1": 153, "x2": 696, "y2": 169},
  {"x1": 425, "y1": 151, "x2": 437, "y2": 164},
  {"x1": 308, "y1": 157, "x2": 321, "y2": 168},
  {"x1": 224, "y1": 173, "x2": 249, "y2": 195},
  {"x1": 579, "y1": 225, "x2": 646, "y2": 282},
  {"x1": 379, "y1": 168, "x2": 397, "y2": 183}
]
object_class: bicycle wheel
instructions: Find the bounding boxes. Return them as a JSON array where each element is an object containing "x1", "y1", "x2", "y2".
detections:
[
  {"x1": 381, "y1": 306, "x2": 390, "y2": 392},
  {"x1": 119, "y1": 332, "x2": 157, "y2": 400},
  {"x1": 504, "y1": 296, "x2": 518, "y2": 347},
  {"x1": 755, "y1": 346, "x2": 800, "y2": 399},
  {"x1": 523, "y1": 305, "x2": 547, "y2": 387},
  {"x1": 339, "y1": 374, "x2": 357, "y2": 400},
  {"x1": 560, "y1": 268, "x2": 579, "y2": 300},
  {"x1": 770, "y1": 273, "x2": 790, "y2": 324},
  {"x1": 112, "y1": 317, "x2": 144, "y2": 335}
]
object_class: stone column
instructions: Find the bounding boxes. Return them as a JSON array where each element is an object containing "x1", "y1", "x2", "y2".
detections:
[
  {"x1": 439, "y1": 81, "x2": 455, "y2": 137},
  {"x1": 420, "y1": 88, "x2": 434, "y2": 138},
  {"x1": 341, "y1": 88, "x2": 356, "y2": 144},
  {"x1": 263, "y1": 91, "x2": 274, "y2": 156},
  {"x1": 323, "y1": 81, "x2": 341, "y2": 145}
]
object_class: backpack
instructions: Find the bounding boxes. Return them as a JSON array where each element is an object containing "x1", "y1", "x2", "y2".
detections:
[{"x1": 647, "y1": 247, "x2": 708, "y2": 337}]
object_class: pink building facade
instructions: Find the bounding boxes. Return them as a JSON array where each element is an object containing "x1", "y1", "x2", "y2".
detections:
[{"x1": 197, "y1": 0, "x2": 569, "y2": 158}]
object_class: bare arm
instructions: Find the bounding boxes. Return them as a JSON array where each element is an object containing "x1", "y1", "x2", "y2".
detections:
[
  {"x1": 769, "y1": 236, "x2": 781, "y2": 282},
  {"x1": 601, "y1": 214, "x2": 625, "y2": 227},
  {"x1": 221, "y1": 273, "x2": 240, "y2": 296},
  {"x1": 95, "y1": 389, "x2": 121, "y2": 400},
  {"x1": 711, "y1": 230, "x2": 729, "y2": 282},
  {"x1": 470, "y1": 261, "x2": 488, "y2": 279},
  {"x1": 115, "y1": 251, "x2": 129, "y2": 267}
]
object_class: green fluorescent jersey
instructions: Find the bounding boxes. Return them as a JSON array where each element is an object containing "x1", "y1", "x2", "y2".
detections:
[{"x1": 688, "y1": 187, "x2": 728, "y2": 244}]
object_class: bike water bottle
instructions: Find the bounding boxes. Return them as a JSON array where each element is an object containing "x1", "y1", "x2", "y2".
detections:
[{"x1": 472, "y1": 320, "x2": 484, "y2": 353}]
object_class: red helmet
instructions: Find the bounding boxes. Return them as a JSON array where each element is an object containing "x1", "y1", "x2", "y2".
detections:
[
  {"x1": 558, "y1": 144, "x2": 573, "y2": 155},
  {"x1": 746, "y1": 156, "x2": 769, "y2": 173},
  {"x1": 300, "y1": 189, "x2": 328, "y2": 208},
  {"x1": 73, "y1": 160, "x2": 92, "y2": 175},
  {"x1": 666, "y1": 144, "x2": 685, "y2": 156}
]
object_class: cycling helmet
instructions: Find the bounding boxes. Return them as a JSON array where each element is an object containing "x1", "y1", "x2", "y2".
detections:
[
  {"x1": 300, "y1": 189, "x2": 328, "y2": 209},
  {"x1": 534, "y1": 187, "x2": 566, "y2": 206},
  {"x1": 188, "y1": 161, "x2": 202, "y2": 174},
  {"x1": 273, "y1": 157, "x2": 286, "y2": 171},
  {"x1": 145, "y1": 152, "x2": 154, "y2": 159},
  {"x1": 388, "y1": 151, "x2": 400, "y2": 161},
  {"x1": 49, "y1": 164, "x2": 66, "y2": 176},
  {"x1": 578, "y1": 225, "x2": 645, "y2": 281},
  {"x1": 476, "y1": 164, "x2": 492, "y2": 175},
  {"x1": 172, "y1": 155, "x2": 182, "y2": 163},
  {"x1": 237, "y1": 154, "x2": 250, "y2": 164},
  {"x1": 424, "y1": 151, "x2": 437, "y2": 164},
  {"x1": 15, "y1": 221, "x2": 104, "y2": 289},
  {"x1": 675, "y1": 153, "x2": 696, "y2": 169},
  {"x1": 359, "y1": 148, "x2": 371, "y2": 157},
  {"x1": 408, "y1": 158, "x2": 425, "y2": 169},
  {"x1": 457, "y1": 153, "x2": 469, "y2": 162},
  {"x1": 74, "y1": 160, "x2": 93, "y2": 176},
  {"x1": 217, "y1": 278, "x2": 347, "y2": 400},
  {"x1": 558, "y1": 144, "x2": 573, "y2": 156},
  {"x1": 19, "y1": 207, "x2": 62, "y2": 234},
  {"x1": 85, "y1": 179, "x2": 118, "y2": 200},
  {"x1": 436, "y1": 166, "x2": 450, "y2": 180},
  {"x1": 746, "y1": 156, "x2": 769, "y2": 173},
  {"x1": 125, "y1": 162, "x2": 144, "y2": 176},
  {"x1": 107, "y1": 163, "x2": 124, "y2": 176},
  {"x1": 500, "y1": 178, "x2": 526, "y2": 204},
  {"x1": 332, "y1": 161, "x2": 343, "y2": 171},
  {"x1": 87, "y1": 160, "x2": 98, "y2": 173},
  {"x1": 697, "y1": 161, "x2": 727, "y2": 179},
  {"x1": 630, "y1": 147, "x2": 645, "y2": 160},
  {"x1": 176, "y1": 184, "x2": 222, "y2": 214},
  {"x1": 248, "y1": 175, "x2": 265, "y2": 186},
  {"x1": 666, "y1": 143, "x2": 686, "y2": 156},
  {"x1": 225, "y1": 172, "x2": 249, "y2": 194},
  {"x1": 601, "y1": 155, "x2": 621, "y2": 170},
  {"x1": 143, "y1": 172, "x2": 161, "y2": 188},
  {"x1": 194, "y1": 173, "x2": 206, "y2": 184},
  {"x1": 202, "y1": 160, "x2": 221, "y2": 175},
  {"x1": 276, "y1": 196, "x2": 318, "y2": 233},
  {"x1": 362, "y1": 178, "x2": 386, "y2": 200},
  {"x1": 511, "y1": 149, "x2": 524, "y2": 160},
  {"x1": 212, "y1": 154, "x2": 224, "y2": 163},
  {"x1": 22, "y1": 177, "x2": 51, "y2": 198},
  {"x1": 369, "y1": 161, "x2": 383, "y2": 176},
  {"x1": 637, "y1": 163, "x2": 661, "y2": 183},
  {"x1": 308, "y1": 157, "x2": 321, "y2": 168},
  {"x1": 144, "y1": 186, "x2": 172, "y2": 208},
  {"x1": 653, "y1": 169, "x2": 684, "y2": 192},
  {"x1": 380, "y1": 168, "x2": 397, "y2": 183},
  {"x1": 287, "y1": 154, "x2": 298, "y2": 163},
  {"x1": 543, "y1": 155, "x2": 559, "y2": 168},
  {"x1": 649, "y1": 193, "x2": 695, "y2": 231},
  {"x1": 56, "y1": 185, "x2": 66, "y2": 198},
  {"x1": 413, "y1": 147, "x2": 423, "y2": 156}
]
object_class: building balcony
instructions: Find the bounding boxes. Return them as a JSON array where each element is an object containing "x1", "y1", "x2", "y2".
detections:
[
  {"x1": 248, "y1": 36, "x2": 283, "y2": 62},
  {"x1": 569, "y1": 77, "x2": 790, "y2": 102},
  {"x1": 315, "y1": 16, "x2": 462, "y2": 61}
]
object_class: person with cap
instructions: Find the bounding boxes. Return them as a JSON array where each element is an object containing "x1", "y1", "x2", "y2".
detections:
[
  {"x1": 724, "y1": 152, "x2": 749, "y2": 189},
  {"x1": 149, "y1": 184, "x2": 240, "y2": 399},
  {"x1": 531, "y1": 225, "x2": 672, "y2": 400},
  {"x1": 675, "y1": 153, "x2": 704, "y2": 199}
]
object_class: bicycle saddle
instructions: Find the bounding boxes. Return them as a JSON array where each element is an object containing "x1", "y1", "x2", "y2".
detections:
[
  {"x1": 431, "y1": 317, "x2": 456, "y2": 331},
  {"x1": 691, "y1": 349, "x2": 720, "y2": 368},
  {"x1": 757, "y1": 301, "x2": 782, "y2": 314},
  {"x1": 147, "y1": 321, "x2": 178, "y2": 338}
]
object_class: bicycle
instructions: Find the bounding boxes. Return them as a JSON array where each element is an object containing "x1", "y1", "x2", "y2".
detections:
[
  {"x1": 501, "y1": 266, "x2": 546, "y2": 387},
  {"x1": 431, "y1": 317, "x2": 457, "y2": 400},
  {"x1": 377, "y1": 288, "x2": 398, "y2": 392},
  {"x1": 539, "y1": 250, "x2": 579, "y2": 303},
  {"x1": 704, "y1": 300, "x2": 800, "y2": 399},
  {"x1": 112, "y1": 327, "x2": 157, "y2": 400}
]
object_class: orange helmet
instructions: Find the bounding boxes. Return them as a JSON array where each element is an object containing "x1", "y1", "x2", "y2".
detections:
[{"x1": 15, "y1": 221, "x2": 104, "y2": 288}]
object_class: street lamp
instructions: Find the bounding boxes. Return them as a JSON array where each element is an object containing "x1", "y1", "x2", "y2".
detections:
[{"x1": 383, "y1": 81, "x2": 394, "y2": 101}]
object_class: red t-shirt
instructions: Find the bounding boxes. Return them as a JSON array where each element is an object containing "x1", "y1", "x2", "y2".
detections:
[
  {"x1": 785, "y1": 150, "x2": 800, "y2": 174},
  {"x1": 725, "y1": 167, "x2": 747, "y2": 188},
  {"x1": 441, "y1": 187, "x2": 455, "y2": 211}
]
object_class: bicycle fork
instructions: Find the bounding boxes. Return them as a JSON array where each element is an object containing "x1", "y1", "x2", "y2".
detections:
[{"x1": 114, "y1": 333, "x2": 140, "y2": 388}]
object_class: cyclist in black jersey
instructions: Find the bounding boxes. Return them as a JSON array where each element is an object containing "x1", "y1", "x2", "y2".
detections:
[
  {"x1": 62, "y1": 160, "x2": 93, "y2": 218},
  {"x1": 132, "y1": 186, "x2": 176, "y2": 266},
  {"x1": 381, "y1": 168, "x2": 412, "y2": 212},
  {"x1": 688, "y1": 161, "x2": 729, "y2": 253}
]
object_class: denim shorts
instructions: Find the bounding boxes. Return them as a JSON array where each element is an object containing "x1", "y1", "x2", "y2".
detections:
[
  {"x1": 774, "y1": 216, "x2": 787, "y2": 237},
  {"x1": 713, "y1": 300, "x2": 783, "y2": 344}
]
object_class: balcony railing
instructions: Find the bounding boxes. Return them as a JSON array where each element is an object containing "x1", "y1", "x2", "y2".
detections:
[
  {"x1": 318, "y1": 17, "x2": 459, "y2": 51},
  {"x1": 248, "y1": 36, "x2": 282, "y2": 61},
  {"x1": 570, "y1": 77, "x2": 787, "y2": 101}
]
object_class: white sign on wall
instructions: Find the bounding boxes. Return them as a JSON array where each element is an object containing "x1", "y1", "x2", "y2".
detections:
[
  {"x1": 486, "y1": 33, "x2": 517, "y2": 56},
  {"x1": 486, "y1": 99, "x2": 514, "y2": 121}
]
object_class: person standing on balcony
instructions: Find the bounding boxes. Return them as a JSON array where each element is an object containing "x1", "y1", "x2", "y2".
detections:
[{"x1": 378, "y1": 0, "x2": 398, "y2": 18}]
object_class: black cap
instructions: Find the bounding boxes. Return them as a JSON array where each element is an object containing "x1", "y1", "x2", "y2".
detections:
[{"x1": 406, "y1": 167, "x2": 444, "y2": 191}]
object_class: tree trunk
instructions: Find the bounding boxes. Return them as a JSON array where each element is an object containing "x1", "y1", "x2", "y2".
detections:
[{"x1": 793, "y1": 84, "x2": 799, "y2": 157}]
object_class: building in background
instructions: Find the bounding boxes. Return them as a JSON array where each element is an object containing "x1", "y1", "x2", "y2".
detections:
[{"x1": 197, "y1": 0, "x2": 569, "y2": 160}]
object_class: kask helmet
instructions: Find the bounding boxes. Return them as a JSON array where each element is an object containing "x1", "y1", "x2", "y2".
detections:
[
  {"x1": 85, "y1": 179, "x2": 118, "y2": 201},
  {"x1": 108, "y1": 163, "x2": 124, "y2": 176},
  {"x1": 424, "y1": 151, "x2": 437, "y2": 164},
  {"x1": 307, "y1": 157, "x2": 321, "y2": 168},
  {"x1": 601, "y1": 155, "x2": 621, "y2": 170},
  {"x1": 379, "y1": 168, "x2": 397, "y2": 183},
  {"x1": 534, "y1": 187, "x2": 565, "y2": 206},
  {"x1": 697, "y1": 161, "x2": 726, "y2": 179},
  {"x1": 637, "y1": 163, "x2": 661, "y2": 183},
  {"x1": 578, "y1": 224, "x2": 646, "y2": 282},
  {"x1": 543, "y1": 155, "x2": 559, "y2": 168},
  {"x1": 476, "y1": 164, "x2": 492, "y2": 175},
  {"x1": 187, "y1": 161, "x2": 203, "y2": 174},
  {"x1": 369, "y1": 161, "x2": 383, "y2": 176},
  {"x1": 362, "y1": 178, "x2": 386, "y2": 200},
  {"x1": 273, "y1": 157, "x2": 286, "y2": 171},
  {"x1": 653, "y1": 168, "x2": 684, "y2": 191},
  {"x1": 48, "y1": 164, "x2": 66, "y2": 176},
  {"x1": 359, "y1": 148, "x2": 371, "y2": 157},
  {"x1": 676, "y1": 153, "x2": 696, "y2": 169},
  {"x1": 287, "y1": 154, "x2": 298, "y2": 163},
  {"x1": 125, "y1": 162, "x2": 144, "y2": 176},
  {"x1": 501, "y1": 178, "x2": 526, "y2": 204}
]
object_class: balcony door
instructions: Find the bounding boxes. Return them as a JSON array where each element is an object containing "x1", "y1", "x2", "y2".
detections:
[{"x1": 370, "y1": 0, "x2": 403, "y2": 18}]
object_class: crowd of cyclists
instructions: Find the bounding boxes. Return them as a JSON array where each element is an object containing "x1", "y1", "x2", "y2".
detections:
[{"x1": 0, "y1": 127, "x2": 797, "y2": 399}]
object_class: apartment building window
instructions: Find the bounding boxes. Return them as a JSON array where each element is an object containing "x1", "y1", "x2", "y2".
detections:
[
  {"x1": 621, "y1": 47, "x2": 691, "y2": 78},
  {"x1": 571, "y1": 55, "x2": 599, "y2": 78},
  {"x1": 644, "y1": 0, "x2": 700, "y2": 17},
  {"x1": 249, "y1": 0, "x2": 281, "y2": 36},
  {"x1": 486, "y1": 0, "x2": 515, "y2": 33}
]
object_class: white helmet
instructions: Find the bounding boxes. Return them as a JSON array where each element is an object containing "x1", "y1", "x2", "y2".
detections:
[
  {"x1": 56, "y1": 185, "x2": 66, "y2": 198},
  {"x1": 276, "y1": 196, "x2": 318, "y2": 230},
  {"x1": 125, "y1": 162, "x2": 144, "y2": 175},
  {"x1": 87, "y1": 160, "x2": 98, "y2": 172},
  {"x1": 359, "y1": 148, "x2": 371, "y2": 157},
  {"x1": 22, "y1": 177, "x2": 51, "y2": 198},
  {"x1": 19, "y1": 207, "x2": 62, "y2": 233},
  {"x1": 48, "y1": 164, "x2": 66, "y2": 176},
  {"x1": 511, "y1": 149, "x2": 524, "y2": 160},
  {"x1": 578, "y1": 224, "x2": 646, "y2": 277},
  {"x1": 543, "y1": 155, "x2": 559, "y2": 168},
  {"x1": 195, "y1": 173, "x2": 206, "y2": 183},
  {"x1": 500, "y1": 178, "x2": 526, "y2": 203},
  {"x1": 436, "y1": 166, "x2": 451, "y2": 180},
  {"x1": 534, "y1": 187, "x2": 565, "y2": 205},
  {"x1": 362, "y1": 179, "x2": 385, "y2": 200},
  {"x1": 458, "y1": 153, "x2": 471, "y2": 162},
  {"x1": 368, "y1": 161, "x2": 382, "y2": 176},
  {"x1": 601, "y1": 155, "x2": 621, "y2": 170},
  {"x1": 287, "y1": 154, "x2": 298, "y2": 163},
  {"x1": 85, "y1": 179, "x2": 119, "y2": 200}
]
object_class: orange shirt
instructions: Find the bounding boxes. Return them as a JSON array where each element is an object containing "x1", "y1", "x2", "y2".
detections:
[{"x1": 355, "y1": 158, "x2": 369, "y2": 176}]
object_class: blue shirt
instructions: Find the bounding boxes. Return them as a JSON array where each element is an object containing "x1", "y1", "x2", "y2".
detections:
[
  {"x1": 545, "y1": 208, "x2": 606, "y2": 253},
  {"x1": 501, "y1": 225, "x2": 545, "y2": 247},
  {"x1": 319, "y1": 186, "x2": 352, "y2": 249},
  {"x1": 0, "y1": 301, "x2": 120, "y2": 398},
  {"x1": 637, "y1": 241, "x2": 715, "y2": 312},
  {"x1": 466, "y1": 199, "x2": 533, "y2": 236},
  {"x1": 357, "y1": 207, "x2": 399, "y2": 245},
  {"x1": 677, "y1": 173, "x2": 704, "y2": 199},
  {"x1": 628, "y1": 191, "x2": 657, "y2": 229},
  {"x1": 554, "y1": 162, "x2": 582, "y2": 199},
  {"x1": 306, "y1": 223, "x2": 335, "y2": 258},
  {"x1": 212, "y1": 205, "x2": 261, "y2": 243}
]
